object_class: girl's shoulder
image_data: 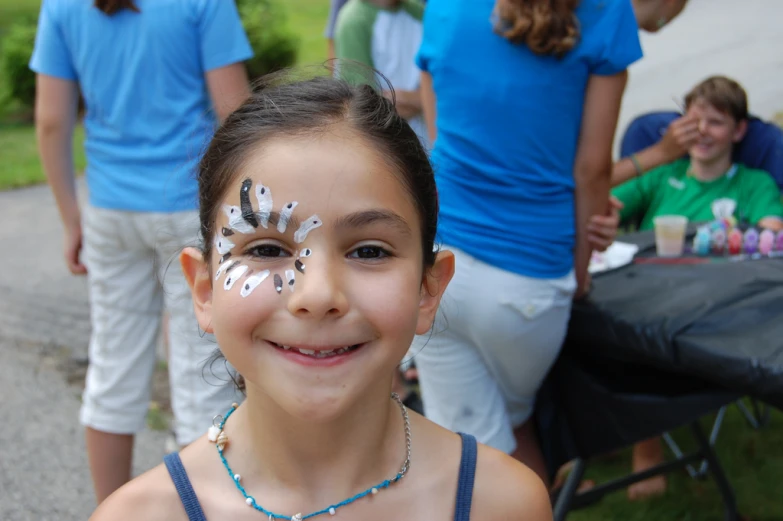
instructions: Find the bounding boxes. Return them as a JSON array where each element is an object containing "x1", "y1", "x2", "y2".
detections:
[
  {"x1": 472, "y1": 443, "x2": 552, "y2": 520},
  {"x1": 415, "y1": 417, "x2": 551, "y2": 520},
  {"x1": 89, "y1": 461, "x2": 187, "y2": 521}
]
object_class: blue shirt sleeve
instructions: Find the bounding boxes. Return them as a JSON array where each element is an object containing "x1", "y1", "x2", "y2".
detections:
[
  {"x1": 415, "y1": 2, "x2": 437, "y2": 72},
  {"x1": 197, "y1": 0, "x2": 253, "y2": 72},
  {"x1": 590, "y1": 0, "x2": 643, "y2": 76},
  {"x1": 325, "y1": 0, "x2": 351, "y2": 39},
  {"x1": 29, "y1": 0, "x2": 77, "y2": 80}
]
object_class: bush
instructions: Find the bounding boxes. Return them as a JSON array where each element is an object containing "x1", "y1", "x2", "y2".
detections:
[
  {"x1": 0, "y1": 19, "x2": 37, "y2": 110},
  {"x1": 237, "y1": 0, "x2": 300, "y2": 81}
]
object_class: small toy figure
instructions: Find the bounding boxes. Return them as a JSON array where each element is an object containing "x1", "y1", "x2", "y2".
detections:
[
  {"x1": 743, "y1": 228, "x2": 760, "y2": 254},
  {"x1": 759, "y1": 229, "x2": 775, "y2": 255},
  {"x1": 710, "y1": 226, "x2": 727, "y2": 254},
  {"x1": 775, "y1": 230, "x2": 783, "y2": 252},
  {"x1": 693, "y1": 227, "x2": 711, "y2": 256},
  {"x1": 728, "y1": 228, "x2": 743, "y2": 255}
]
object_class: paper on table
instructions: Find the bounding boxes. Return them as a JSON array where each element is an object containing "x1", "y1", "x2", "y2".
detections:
[{"x1": 589, "y1": 241, "x2": 640, "y2": 274}]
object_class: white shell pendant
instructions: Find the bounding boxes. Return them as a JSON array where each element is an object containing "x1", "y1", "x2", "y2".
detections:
[
  {"x1": 216, "y1": 431, "x2": 229, "y2": 452},
  {"x1": 291, "y1": 514, "x2": 303, "y2": 521},
  {"x1": 207, "y1": 425, "x2": 221, "y2": 442}
]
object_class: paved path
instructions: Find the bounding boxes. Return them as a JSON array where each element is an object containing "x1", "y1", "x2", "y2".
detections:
[{"x1": 1, "y1": 0, "x2": 782, "y2": 518}]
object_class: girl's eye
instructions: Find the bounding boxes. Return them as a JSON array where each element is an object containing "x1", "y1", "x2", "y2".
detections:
[
  {"x1": 247, "y1": 244, "x2": 291, "y2": 258},
  {"x1": 350, "y1": 246, "x2": 390, "y2": 260}
]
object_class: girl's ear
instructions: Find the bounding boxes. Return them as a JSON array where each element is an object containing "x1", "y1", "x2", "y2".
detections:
[
  {"x1": 416, "y1": 250, "x2": 455, "y2": 335},
  {"x1": 180, "y1": 247, "x2": 215, "y2": 334}
]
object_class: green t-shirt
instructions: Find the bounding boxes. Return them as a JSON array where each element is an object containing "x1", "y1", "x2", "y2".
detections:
[{"x1": 612, "y1": 159, "x2": 783, "y2": 230}]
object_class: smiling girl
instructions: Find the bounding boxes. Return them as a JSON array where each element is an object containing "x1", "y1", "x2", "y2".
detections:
[{"x1": 89, "y1": 74, "x2": 552, "y2": 521}]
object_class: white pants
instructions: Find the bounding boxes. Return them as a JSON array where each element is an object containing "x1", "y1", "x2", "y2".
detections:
[
  {"x1": 80, "y1": 205, "x2": 242, "y2": 444},
  {"x1": 412, "y1": 246, "x2": 576, "y2": 454}
]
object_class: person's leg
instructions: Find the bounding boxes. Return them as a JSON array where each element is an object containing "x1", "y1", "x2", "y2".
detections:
[
  {"x1": 155, "y1": 211, "x2": 243, "y2": 446},
  {"x1": 80, "y1": 206, "x2": 162, "y2": 503},
  {"x1": 628, "y1": 437, "x2": 667, "y2": 500}
]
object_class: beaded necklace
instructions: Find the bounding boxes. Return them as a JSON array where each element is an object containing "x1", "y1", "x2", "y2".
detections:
[{"x1": 208, "y1": 393, "x2": 412, "y2": 521}]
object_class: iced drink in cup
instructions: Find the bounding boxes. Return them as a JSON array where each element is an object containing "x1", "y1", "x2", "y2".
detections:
[{"x1": 653, "y1": 215, "x2": 688, "y2": 257}]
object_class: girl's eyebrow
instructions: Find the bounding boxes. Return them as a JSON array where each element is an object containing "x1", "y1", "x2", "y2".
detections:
[
  {"x1": 267, "y1": 211, "x2": 301, "y2": 231},
  {"x1": 334, "y1": 209, "x2": 412, "y2": 236}
]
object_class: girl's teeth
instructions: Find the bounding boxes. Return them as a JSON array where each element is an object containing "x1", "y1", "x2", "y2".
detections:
[{"x1": 298, "y1": 348, "x2": 316, "y2": 355}]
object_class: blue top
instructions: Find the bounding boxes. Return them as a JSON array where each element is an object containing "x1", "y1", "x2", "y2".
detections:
[
  {"x1": 29, "y1": 0, "x2": 253, "y2": 212},
  {"x1": 621, "y1": 111, "x2": 783, "y2": 192},
  {"x1": 164, "y1": 433, "x2": 478, "y2": 520},
  {"x1": 416, "y1": 0, "x2": 642, "y2": 278}
]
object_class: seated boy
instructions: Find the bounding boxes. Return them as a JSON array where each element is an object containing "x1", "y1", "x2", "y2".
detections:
[
  {"x1": 596, "y1": 75, "x2": 782, "y2": 501},
  {"x1": 612, "y1": 75, "x2": 783, "y2": 233}
]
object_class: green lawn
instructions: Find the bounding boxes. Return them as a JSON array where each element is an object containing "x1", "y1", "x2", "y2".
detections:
[{"x1": 0, "y1": 124, "x2": 85, "y2": 188}]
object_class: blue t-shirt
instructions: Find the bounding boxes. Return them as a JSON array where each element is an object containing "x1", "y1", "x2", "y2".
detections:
[
  {"x1": 30, "y1": 0, "x2": 253, "y2": 212},
  {"x1": 417, "y1": 0, "x2": 642, "y2": 278}
]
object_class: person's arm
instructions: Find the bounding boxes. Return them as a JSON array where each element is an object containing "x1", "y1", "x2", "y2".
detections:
[
  {"x1": 392, "y1": 88, "x2": 422, "y2": 120},
  {"x1": 35, "y1": 74, "x2": 85, "y2": 275},
  {"x1": 205, "y1": 62, "x2": 250, "y2": 123},
  {"x1": 420, "y1": 71, "x2": 436, "y2": 144},
  {"x1": 611, "y1": 114, "x2": 700, "y2": 187},
  {"x1": 325, "y1": 0, "x2": 349, "y2": 60},
  {"x1": 573, "y1": 71, "x2": 629, "y2": 297}
]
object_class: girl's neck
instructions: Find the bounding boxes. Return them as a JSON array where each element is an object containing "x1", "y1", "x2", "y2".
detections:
[
  {"x1": 231, "y1": 384, "x2": 404, "y2": 495},
  {"x1": 690, "y1": 154, "x2": 734, "y2": 182}
]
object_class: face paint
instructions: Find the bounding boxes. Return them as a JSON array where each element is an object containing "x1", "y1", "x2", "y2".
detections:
[
  {"x1": 255, "y1": 183, "x2": 273, "y2": 229},
  {"x1": 274, "y1": 274, "x2": 284, "y2": 294},
  {"x1": 219, "y1": 252, "x2": 232, "y2": 264},
  {"x1": 224, "y1": 264, "x2": 249, "y2": 291},
  {"x1": 240, "y1": 179, "x2": 259, "y2": 228},
  {"x1": 215, "y1": 259, "x2": 239, "y2": 281},
  {"x1": 222, "y1": 205, "x2": 255, "y2": 234},
  {"x1": 293, "y1": 215, "x2": 323, "y2": 244},
  {"x1": 285, "y1": 269, "x2": 295, "y2": 292},
  {"x1": 221, "y1": 227, "x2": 235, "y2": 237},
  {"x1": 277, "y1": 202, "x2": 299, "y2": 233},
  {"x1": 295, "y1": 259, "x2": 306, "y2": 274},
  {"x1": 294, "y1": 248, "x2": 311, "y2": 274},
  {"x1": 240, "y1": 269, "x2": 270, "y2": 298},
  {"x1": 215, "y1": 235, "x2": 236, "y2": 256}
]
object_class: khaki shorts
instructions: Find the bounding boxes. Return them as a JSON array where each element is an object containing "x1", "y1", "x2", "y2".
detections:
[
  {"x1": 80, "y1": 205, "x2": 242, "y2": 444},
  {"x1": 411, "y1": 246, "x2": 576, "y2": 454}
]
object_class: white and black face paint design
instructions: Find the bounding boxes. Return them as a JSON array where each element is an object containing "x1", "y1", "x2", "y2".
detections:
[
  {"x1": 222, "y1": 204, "x2": 255, "y2": 234},
  {"x1": 295, "y1": 248, "x2": 312, "y2": 274},
  {"x1": 255, "y1": 184, "x2": 273, "y2": 229},
  {"x1": 240, "y1": 270, "x2": 270, "y2": 298},
  {"x1": 240, "y1": 179, "x2": 259, "y2": 228},
  {"x1": 224, "y1": 264, "x2": 249, "y2": 291},
  {"x1": 285, "y1": 269, "x2": 295, "y2": 292},
  {"x1": 215, "y1": 259, "x2": 239, "y2": 281},
  {"x1": 277, "y1": 202, "x2": 299, "y2": 233},
  {"x1": 293, "y1": 215, "x2": 322, "y2": 244},
  {"x1": 274, "y1": 274, "x2": 284, "y2": 294},
  {"x1": 215, "y1": 235, "x2": 236, "y2": 256}
]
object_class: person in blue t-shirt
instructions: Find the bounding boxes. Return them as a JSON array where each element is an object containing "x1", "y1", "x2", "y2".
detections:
[
  {"x1": 409, "y1": 0, "x2": 643, "y2": 485},
  {"x1": 30, "y1": 0, "x2": 252, "y2": 503}
]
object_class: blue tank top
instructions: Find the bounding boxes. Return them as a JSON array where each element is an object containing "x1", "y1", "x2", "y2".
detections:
[{"x1": 164, "y1": 433, "x2": 478, "y2": 521}]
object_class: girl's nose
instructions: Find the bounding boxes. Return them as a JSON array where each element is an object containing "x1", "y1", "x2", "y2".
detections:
[{"x1": 286, "y1": 257, "x2": 348, "y2": 319}]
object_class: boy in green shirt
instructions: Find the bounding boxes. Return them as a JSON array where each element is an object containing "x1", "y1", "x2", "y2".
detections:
[{"x1": 612, "y1": 76, "x2": 783, "y2": 232}]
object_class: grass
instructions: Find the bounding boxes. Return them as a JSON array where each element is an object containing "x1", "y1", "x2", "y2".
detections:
[{"x1": 0, "y1": 124, "x2": 85, "y2": 188}]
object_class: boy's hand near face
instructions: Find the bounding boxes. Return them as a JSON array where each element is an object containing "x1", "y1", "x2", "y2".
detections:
[{"x1": 657, "y1": 114, "x2": 701, "y2": 163}]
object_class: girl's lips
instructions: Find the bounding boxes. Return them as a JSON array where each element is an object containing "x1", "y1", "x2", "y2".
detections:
[{"x1": 266, "y1": 341, "x2": 365, "y2": 367}]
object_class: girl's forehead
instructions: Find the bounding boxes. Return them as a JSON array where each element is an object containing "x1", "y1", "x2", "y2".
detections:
[{"x1": 220, "y1": 136, "x2": 417, "y2": 221}]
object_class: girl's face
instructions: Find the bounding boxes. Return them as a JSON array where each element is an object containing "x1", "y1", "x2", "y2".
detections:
[{"x1": 183, "y1": 129, "x2": 453, "y2": 421}]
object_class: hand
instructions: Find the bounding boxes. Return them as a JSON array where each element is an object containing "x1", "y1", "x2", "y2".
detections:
[
  {"x1": 657, "y1": 114, "x2": 701, "y2": 162},
  {"x1": 64, "y1": 225, "x2": 88, "y2": 275},
  {"x1": 574, "y1": 272, "x2": 592, "y2": 300},
  {"x1": 587, "y1": 196, "x2": 623, "y2": 252}
]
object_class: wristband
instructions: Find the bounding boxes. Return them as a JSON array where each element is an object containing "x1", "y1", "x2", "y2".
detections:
[{"x1": 630, "y1": 154, "x2": 643, "y2": 177}]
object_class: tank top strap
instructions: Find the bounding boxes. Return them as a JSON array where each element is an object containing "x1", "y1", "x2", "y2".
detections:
[
  {"x1": 454, "y1": 433, "x2": 478, "y2": 521},
  {"x1": 163, "y1": 452, "x2": 208, "y2": 521}
]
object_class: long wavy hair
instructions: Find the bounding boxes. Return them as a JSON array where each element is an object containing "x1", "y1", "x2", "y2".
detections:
[
  {"x1": 94, "y1": 0, "x2": 139, "y2": 15},
  {"x1": 493, "y1": 0, "x2": 581, "y2": 57}
]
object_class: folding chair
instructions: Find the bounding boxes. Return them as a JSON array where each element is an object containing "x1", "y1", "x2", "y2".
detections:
[{"x1": 619, "y1": 111, "x2": 777, "y2": 476}]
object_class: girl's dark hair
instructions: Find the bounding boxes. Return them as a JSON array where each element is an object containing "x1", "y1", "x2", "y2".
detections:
[
  {"x1": 198, "y1": 70, "x2": 439, "y2": 269},
  {"x1": 94, "y1": 0, "x2": 139, "y2": 15},
  {"x1": 493, "y1": 0, "x2": 580, "y2": 56}
]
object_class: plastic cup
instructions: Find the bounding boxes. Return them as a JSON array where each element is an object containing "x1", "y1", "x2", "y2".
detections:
[{"x1": 653, "y1": 215, "x2": 688, "y2": 257}]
